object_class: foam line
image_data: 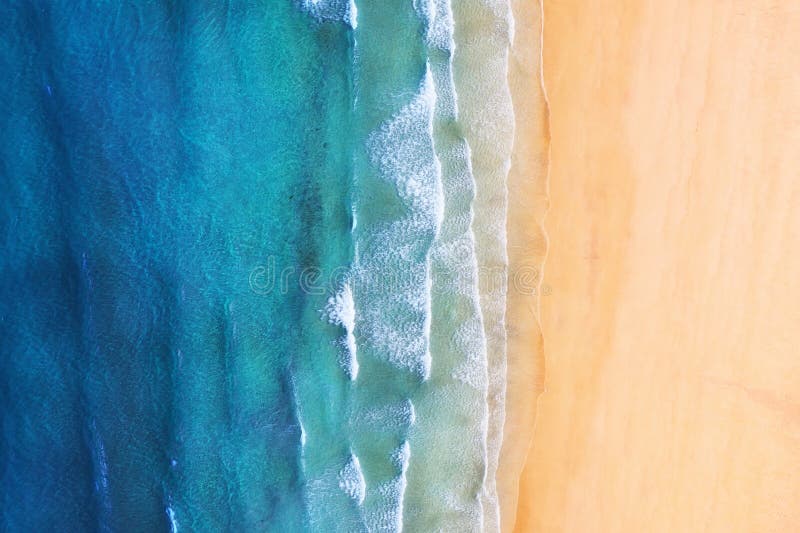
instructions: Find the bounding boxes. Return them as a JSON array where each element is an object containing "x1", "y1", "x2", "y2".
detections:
[
  {"x1": 324, "y1": 283, "x2": 359, "y2": 381},
  {"x1": 339, "y1": 453, "x2": 366, "y2": 505}
]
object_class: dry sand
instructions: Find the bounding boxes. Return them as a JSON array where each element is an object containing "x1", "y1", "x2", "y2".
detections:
[{"x1": 504, "y1": 1, "x2": 800, "y2": 531}]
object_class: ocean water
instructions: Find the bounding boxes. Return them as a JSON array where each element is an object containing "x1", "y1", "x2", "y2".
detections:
[{"x1": 0, "y1": 1, "x2": 514, "y2": 531}]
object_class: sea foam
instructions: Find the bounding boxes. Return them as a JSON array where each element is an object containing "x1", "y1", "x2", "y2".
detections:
[
  {"x1": 300, "y1": 0, "x2": 512, "y2": 529},
  {"x1": 166, "y1": 504, "x2": 179, "y2": 533},
  {"x1": 324, "y1": 283, "x2": 359, "y2": 380},
  {"x1": 448, "y1": 0, "x2": 517, "y2": 529},
  {"x1": 298, "y1": 0, "x2": 358, "y2": 28},
  {"x1": 348, "y1": 0, "x2": 358, "y2": 29},
  {"x1": 354, "y1": 398, "x2": 416, "y2": 430},
  {"x1": 353, "y1": 65, "x2": 444, "y2": 381},
  {"x1": 368, "y1": 65, "x2": 441, "y2": 223},
  {"x1": 417, "y1": 0, "x2": 456, "y2": 52},
  {"x1": 394, "y1": 0, "x2": 506, "y2": 529},
  {"x1": 339, "y1": 453, "x2": 366, "y2": 505},
  {"x1": 364, "y1": 441, "x2": 411, "y2": 532}
]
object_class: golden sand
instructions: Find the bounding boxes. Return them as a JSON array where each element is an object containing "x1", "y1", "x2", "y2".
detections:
[{"x1": 504, "y1": 0, "x2": 800, "y2": 531}]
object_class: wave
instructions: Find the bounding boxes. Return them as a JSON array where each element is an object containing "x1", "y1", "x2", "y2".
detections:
[
  {"x1": 296, "y1": 0, "x2": 515, "y2": 529},
  {"x1": 339, "y1": 453, "x2": 367, "y2": 505},
  {"x1": 352, "y1": 65, "x2": 443, "y2": 381},
  {"x1": 324, "y1": 283, "x2": 359, "y2": 381},
  {"x1": 448, "y1": 0, "x2": 517, "y2": 529},
  {"x1": 417, "y1": 0, "x2": 456, "y2": 53},
  {"x1": 391, "y1": 441, "x2": 411, "y2": 532},
  {"x1": 363, "y1": 441, "x2": 411, "y2": 532},
  {"x1": 165, "y1": 503, "x2": 179, "y2": 533},
  {"x1": 298, "y1": 0, "x2": 357, "y2": 28},
  {"x1": 352, "y1": 398, "x2": 416, "y2": 430},
  {"x1": 349, "y1": 0, "x2": 358, "y2": 29},
  {"x1": 367, "y1": 64, "x2": 442, "y2": 226}
]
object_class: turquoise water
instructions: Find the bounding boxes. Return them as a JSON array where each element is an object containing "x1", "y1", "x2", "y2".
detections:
[{"x1": 0, "y1": 1, "x2": 514, "y2": 531}]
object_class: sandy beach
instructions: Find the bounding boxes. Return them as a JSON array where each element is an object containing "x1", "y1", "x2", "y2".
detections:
[
  {"x1": 503, "y1": 1, "x2": 800, "y2": 531},
  {"x1": 498, "y1": 1, "x2": 549, "y2": 531}
]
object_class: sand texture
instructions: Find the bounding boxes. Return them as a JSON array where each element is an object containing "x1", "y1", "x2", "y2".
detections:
[{"x1": 511, "y1": 1, "x2": 800, "y2": 531}]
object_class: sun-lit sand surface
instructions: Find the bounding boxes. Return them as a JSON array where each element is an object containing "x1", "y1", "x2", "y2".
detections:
[{"x1": 506, "y1": 1, "x2": 800, "y2": 531}]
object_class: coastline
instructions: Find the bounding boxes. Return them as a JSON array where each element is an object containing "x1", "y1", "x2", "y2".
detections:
[
  {"x1": 450, "y1": 1, "x2": 517, "y2": 529},
  {"x1": 497, "y1": 1, "x2": 549, "y2": 531}
]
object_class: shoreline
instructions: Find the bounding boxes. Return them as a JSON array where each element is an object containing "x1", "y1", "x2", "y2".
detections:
[
  {"x1": 497, "y1": 1, "x2": 549, "y2": 531},
  {"x1": 449, "y1": 1, "x2": 518, "y2": 529}
]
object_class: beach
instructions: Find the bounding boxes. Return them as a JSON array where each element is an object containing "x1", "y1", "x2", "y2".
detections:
[
  {"x1": 497, "y1": 0, "x2": 549, "y2": 531},
  {"x1": 505, "y1": 1, "x2": 800, "y2": 531}
]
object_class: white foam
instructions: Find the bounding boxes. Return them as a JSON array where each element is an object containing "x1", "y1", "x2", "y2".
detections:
[
  {"x1": 406, "y1": 400, "x2": 417, "y2": 426},
  {"x1": 365, "y1": 441, "x2": 411, "y2": 532},
  {"x1": 341, "y1": 0, "x2": 513, "y2": 528},
  {"x1": 368, "y1": 64, "x2": 440, "y2": 220},
  {"x1": 348, "y1": 0, "x2": 358, "y2": 29},
  {"x1": 427, "y1": 0, "x2": 457, "y2": 52},
  {"x1": 338, "y1": 453, "x2": 366, "y2": 505},
  {"x1": 298, "y1": 0, "x2": 358, "y2": 29},
  {"x1": 324, "y1": 283, "x2": 359, "y2": 380},
  {"x1": 446, "y1": 0, "x2": 517, "y2": 529},
  {"x1": 356, "y1": 398, "x2": 416, "y2": 429},
  {"x1": 166, "y1": 505, "x2": 179, "y2": 533},
  {"x1": 355, "y1": 65, "x2": 444, "y2": 381},
  {"x1": 391, "y1": 441, "x2": 411, "y2": 532},
  {"x1": 402, "y1": 0, "x2": 510, "y2": 527},
  {"x1": 421, "y1": 269, "x2": 434, "y2": 380},
  {"x1": 289, "y1": 375, "x2": 308, "y2": 476},
  {"x1": 450, "y1": 316, "x2": 490, "y2": 390}
]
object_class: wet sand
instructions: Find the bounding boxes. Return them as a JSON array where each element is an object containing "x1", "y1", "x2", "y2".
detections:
[
  {"x1": 511, "y1": 1, "x2": 800, "y2": 531},
  {"x1": 498, "y1": 0, "x2": 548, "y2": 531}
]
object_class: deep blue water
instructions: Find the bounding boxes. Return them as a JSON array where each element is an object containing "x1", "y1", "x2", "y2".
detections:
[{"x1": 0, "y1": 2, "x2": 355, "y2": 529}]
